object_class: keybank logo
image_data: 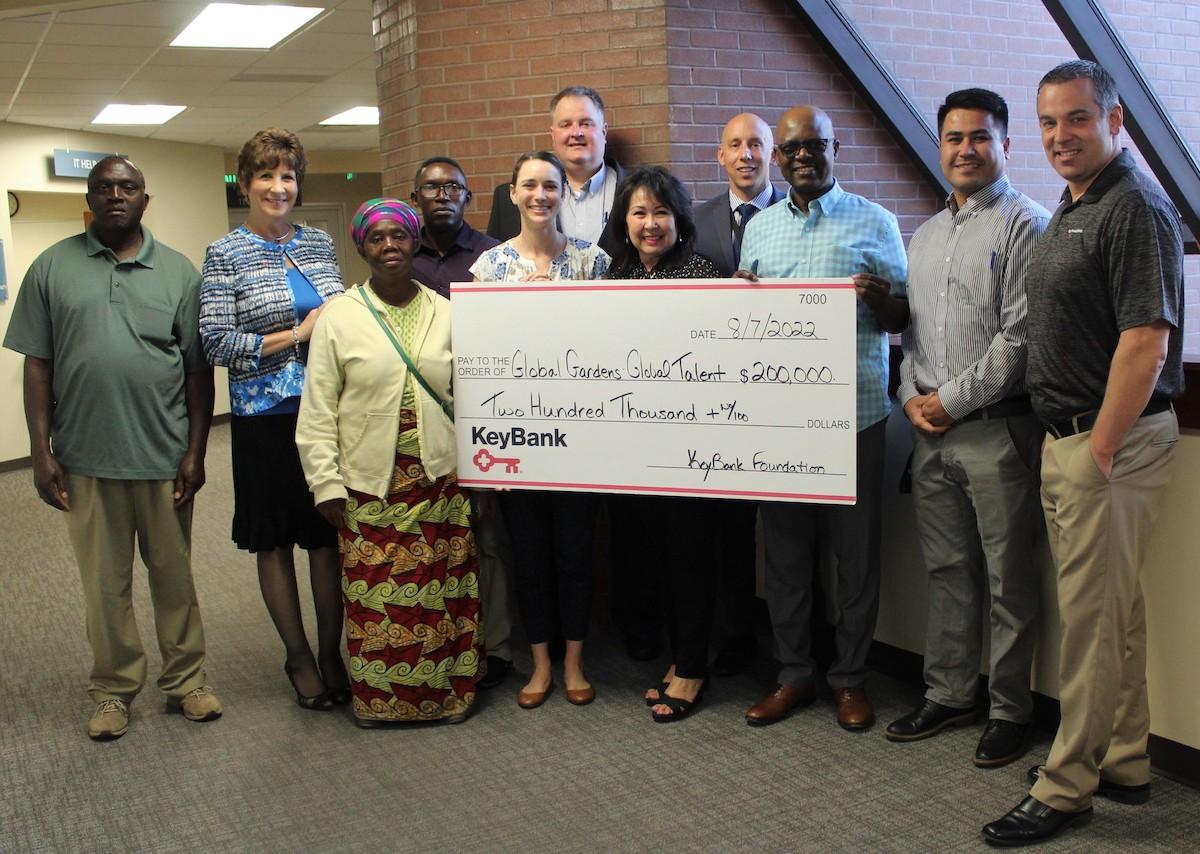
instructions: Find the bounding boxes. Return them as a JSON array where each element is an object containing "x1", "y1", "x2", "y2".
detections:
[
  {"x1": 470, "y1": 426, "x2": 568, "y2": 449},
  {"x1": 470, "y1": 426, "x2": 569, "y2": 475}
]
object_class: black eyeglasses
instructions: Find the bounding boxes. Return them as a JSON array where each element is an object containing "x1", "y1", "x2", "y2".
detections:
[
  {"x1": 775, "y1": 138, "x2": 833, "y2": 159},
  {"x1": 416, "y1": 181, "x2": 467, "y2": 199}
]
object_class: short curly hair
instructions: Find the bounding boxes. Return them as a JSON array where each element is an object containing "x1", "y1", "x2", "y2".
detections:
[{"x1": 236, "y1": 127, "x2": 307, "y2": 190}]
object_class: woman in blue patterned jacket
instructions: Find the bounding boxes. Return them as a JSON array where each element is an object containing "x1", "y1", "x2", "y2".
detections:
[{"x1": 199, "y1": 128, "x2": 346, "y2": 710}]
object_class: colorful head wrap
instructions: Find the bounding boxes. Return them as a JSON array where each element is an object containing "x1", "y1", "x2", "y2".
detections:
[{"x1": 350, "y1": 198, "x2": 420, "y2": 246}]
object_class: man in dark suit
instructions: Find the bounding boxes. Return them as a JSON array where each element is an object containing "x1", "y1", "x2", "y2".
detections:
[
  {"x1": 693, "y1": 112, "x2": 787, "y2": 276},
  {"x1": 486, "y1": 86, "x2": 624, "y2": 257},
  {"x1": 691, "y1": 113, "x2": 786, "y2": 675}
]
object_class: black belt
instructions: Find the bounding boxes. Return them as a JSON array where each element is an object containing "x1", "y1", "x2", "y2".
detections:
[
  {"x1": 960, "y1": 396, "x2": 1033, "y2": 422},
  {"x1": 1044, "y1": 397, "x2": 1173, "y2": 440}
]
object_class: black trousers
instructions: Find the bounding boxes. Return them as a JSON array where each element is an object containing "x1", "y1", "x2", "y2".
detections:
[
  {"x1": 659, "y1": 496, "x2": 722, "y2": 679},
  {"x1": 714, "y1": 499, "x2": 759, "y2": 641},
  {"x1": 502, "y1": 489, "x2": 600, "y2": 645},
  {"x1": 606, "y1": 493, "x2": 662, "y2": 639}
]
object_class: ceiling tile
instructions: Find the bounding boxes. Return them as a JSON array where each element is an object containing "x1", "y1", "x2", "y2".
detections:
[
  {"x1": 308, "y1": 8, "x2": 372, "y2": 36},
  {"x1": 0, "y1": 43, "x2": 39, "y2": 63},
  {"x1": 0, "y1": 19, "x2": 52, "y2": 42},
  {"x1": 31, "y1": 43, "x2": 155, "y2": 65},
  {"x1": 44, "y1": 23, "x2": 173, "y2": 47},
  {"x1": 149, "y1": 47, "x2": 264, "y2": 68},
  {"x1": 21, "y1": 76, "x2": 133, "y2": 94},
  {"x1": 57, "y1": 1, "x2": 201, "y2": 28},
  {"x1": 29, "y1": 61, "x2": 141, "y2": 80}
]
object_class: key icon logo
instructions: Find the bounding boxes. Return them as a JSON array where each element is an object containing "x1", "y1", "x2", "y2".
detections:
[{"x1": 473, "y1": 448, "x2": 520, "y2": 474}]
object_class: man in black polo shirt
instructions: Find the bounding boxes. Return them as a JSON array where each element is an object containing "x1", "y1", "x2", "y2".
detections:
[{"x1": 983, "y1": 60, "x2": 1184, "y2": 847}]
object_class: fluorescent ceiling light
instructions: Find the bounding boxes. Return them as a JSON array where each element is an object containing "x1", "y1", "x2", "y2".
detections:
[
  {"x1": 171, "y1": 3, "x2": 323, "y2": 49},
  {"x1": 92, "y1": 104, "x2": 186, "y2": 124},
  {"x1": 320, "y1": 106, "x2": 379, "y2": 125}
]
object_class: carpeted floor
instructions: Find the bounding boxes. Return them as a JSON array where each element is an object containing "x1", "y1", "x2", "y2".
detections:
[{"x1": 0, "y1": 423, "x2": 1196, "y2": 853}]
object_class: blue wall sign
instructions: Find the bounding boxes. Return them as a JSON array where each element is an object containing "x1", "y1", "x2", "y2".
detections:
[{"x1": 53, "y1": 149, "x2": 116, "y2": 179}]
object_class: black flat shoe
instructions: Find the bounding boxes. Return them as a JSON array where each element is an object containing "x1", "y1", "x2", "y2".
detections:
[
  {"x1": 1027, "y1": 764, "x2": 1150, "y2": 805},
  {"x1": 974, "y1": 720, "x2": 1030, "y2": 767},
  {"x1": 651, "y1": 683, "x2": 706, "y2": 723},
  {"x1": 885, "y1": 698, "x2": 975, "y2": 742},
  {"x1": 285, "y1": 662, "x2": 334, "y2": 712},
  {"x1": 982, "y1": 795, "x2": 1092, "y2": 846}
]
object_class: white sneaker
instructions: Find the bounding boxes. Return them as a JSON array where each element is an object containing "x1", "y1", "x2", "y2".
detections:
[{"x1": 88, "y1": 698, "x2": 129, "y2": 740}]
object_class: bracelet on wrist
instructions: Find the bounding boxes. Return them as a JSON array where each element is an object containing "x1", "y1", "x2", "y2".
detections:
[{"x1": 291, "y1": 326, "x2": 300, "y2": 347}]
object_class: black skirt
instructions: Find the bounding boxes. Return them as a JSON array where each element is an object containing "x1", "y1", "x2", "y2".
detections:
[{"x1": 229, "y1": 411, "x2": 338, "y2": 553}]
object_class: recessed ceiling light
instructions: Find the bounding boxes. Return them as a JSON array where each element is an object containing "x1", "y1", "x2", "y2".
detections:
[
  {"x1": 320, "y1": 106, "x2": 379, "y2": 125},
  {"x1": 93, "y1": 104, "x2": 187, "y2": 124},
  {"x1": 171, "y1": 3, "x2": 323, "y2": 49}
]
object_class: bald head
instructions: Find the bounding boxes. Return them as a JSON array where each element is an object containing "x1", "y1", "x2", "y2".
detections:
[
  {"x1": 718, "y1": 113, "x2": 773, "y2": 201},
  {"x1": 88, "y1": 156, "x2": 144, "y2": 188},
  {"x1": 774, "y1": 105, "x2": 839, "y2": 210}
]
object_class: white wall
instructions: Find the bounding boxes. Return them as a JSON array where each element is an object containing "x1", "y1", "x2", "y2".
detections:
[
  {"x1": 876, "y1": 410, "x2": 1200, "y2": 752},
  {"x1": 0, "y1": 122, "x2": 232, "y2": 464}
]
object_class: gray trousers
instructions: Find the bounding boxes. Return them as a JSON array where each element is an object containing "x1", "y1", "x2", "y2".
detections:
[
  {"x1": 760, "y1": 418, "x2": 887, "y2": 690},
  {"x1": 473, "y1": 491, "x2": 514, "y2": 661},
  {"x1": 911, "y1": 413, "x2": 1043, "y2": 722}
]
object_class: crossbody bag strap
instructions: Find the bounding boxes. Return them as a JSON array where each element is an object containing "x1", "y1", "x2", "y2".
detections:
[{"x1": 361, "y1": 289, "x2": 455, "y2": 423}]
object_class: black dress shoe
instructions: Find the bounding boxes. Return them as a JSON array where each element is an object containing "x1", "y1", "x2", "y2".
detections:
[
  {"x1": 1027, "y1": 764, "x2": 1151, "y2": 805},
  {"x1": 982, "y1": 795, "x2": 1092, "y2": 846},
  {"x1": 885, "y1": 699, "x2": 975, "y2": 742},
  {"x1": 974, "y1": 720, "x2": 1030, "y2": 767},
  {"x1": 710, "y1": 635, "x2": 757, "y2": 677},
  {"x1": 478, "y1": 655, "x2": 511, "y2": 690},
  {"x1": 624, "y1": 630, "x2": 662, "y2": 662}
]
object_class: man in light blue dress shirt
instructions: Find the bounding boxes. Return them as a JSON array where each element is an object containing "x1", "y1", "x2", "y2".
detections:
[{"x1": 738, "y1": 105, "x2": 908, "y2": 731}]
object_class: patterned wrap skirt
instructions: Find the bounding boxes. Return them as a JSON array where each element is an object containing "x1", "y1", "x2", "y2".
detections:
[{"x1": 339, "y1": 411, "x2": 482, "y2": 723}]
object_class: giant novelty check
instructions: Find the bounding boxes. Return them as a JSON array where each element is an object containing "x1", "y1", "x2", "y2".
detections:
[{"x1": 449, "y1": 278, "x2": 857, "y2": 504}]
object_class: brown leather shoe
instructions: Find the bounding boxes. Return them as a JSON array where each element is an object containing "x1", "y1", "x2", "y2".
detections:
[
  {"x1": 834, "y1": 686, "x2": 874, "y2": 730},
  {"x1": 517, "y1": 682, "x2": 554, "y2": 709},
  {"x1": 745, "y1": 682, "x2": 817, "y2": 726},
  {"x1": 564, "y1": 685, "x2": 595, "y2": 706}
]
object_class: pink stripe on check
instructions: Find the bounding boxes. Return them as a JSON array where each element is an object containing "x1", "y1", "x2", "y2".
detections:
[
  {"x1": 457, "y1": 478, "x2": 855, "y2": 502},
  {"x1": 450, "y1": 281, "x2": 855, "y2": 295}
]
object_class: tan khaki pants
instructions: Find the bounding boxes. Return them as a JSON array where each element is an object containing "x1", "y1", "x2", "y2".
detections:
[
  {"x1": 1031, "y1": 410, "x2": 1177, "y2": 810},
  {"x1": 64, "y1": 475, "x2": 208, "y2": 703}
]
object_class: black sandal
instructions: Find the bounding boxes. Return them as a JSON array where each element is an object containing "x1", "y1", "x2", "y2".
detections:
[
  {"x1": 643, "y1": 681, "x2": 670, "y2": 707},
  {"x1": 651, "y1": 685, "x2": 706, "y2": 723}
]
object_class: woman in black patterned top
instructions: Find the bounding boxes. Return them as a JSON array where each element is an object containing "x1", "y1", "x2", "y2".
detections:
[
  {"x1": 606, "y1": 167, "x2": 721, "y2": 280},
  {"x1": 605, "y1": 166, "x2": 725, "y2": 722}
]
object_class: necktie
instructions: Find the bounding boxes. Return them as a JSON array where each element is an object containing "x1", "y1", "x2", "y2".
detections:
[{"x1": 733, "y1": 203, "x2": 758, "y2": 268}]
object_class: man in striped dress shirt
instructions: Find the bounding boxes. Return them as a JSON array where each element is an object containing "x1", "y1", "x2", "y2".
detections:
[{"x1": 885, "y1": 89, "x2": 1049, "y2": 768}]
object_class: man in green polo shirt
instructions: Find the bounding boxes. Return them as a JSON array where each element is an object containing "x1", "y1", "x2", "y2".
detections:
[{"x1": 4, "y1": 156, "x2": 222, "y2": 740}]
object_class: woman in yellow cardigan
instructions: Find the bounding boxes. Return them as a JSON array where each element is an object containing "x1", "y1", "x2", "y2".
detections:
[{"x1": 297, "y1": 198, "x2": 481, "y2": 727}]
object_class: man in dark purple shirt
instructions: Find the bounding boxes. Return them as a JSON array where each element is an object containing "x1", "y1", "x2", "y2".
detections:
[
  {"x1": 409, "y1": 156, "x2": 512, "y2": 688},
  {"x1": 409, "y1": 156, "x2": 499, "y2": 298}
]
